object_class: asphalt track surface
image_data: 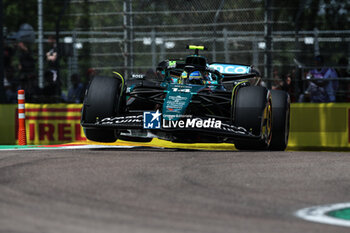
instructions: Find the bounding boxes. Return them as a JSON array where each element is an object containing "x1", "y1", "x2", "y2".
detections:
[{"x1": 0, "y1": 148, "x2": 349, "y2": 233}]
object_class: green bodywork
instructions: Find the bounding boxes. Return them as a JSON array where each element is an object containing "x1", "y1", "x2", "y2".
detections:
[{"x1": 162, "y1": 83, "x2": 204, "y2": 120}]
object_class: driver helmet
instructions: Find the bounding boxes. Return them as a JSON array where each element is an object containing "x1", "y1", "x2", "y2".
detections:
[
  {"x1": 189, "y1": 71, "x2": 202, "y2": 80},
  {"x1": 189, "y1": 71, "x2": 205, "y2": 84}
]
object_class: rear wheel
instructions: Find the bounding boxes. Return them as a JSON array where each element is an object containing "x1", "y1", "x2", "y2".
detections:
[
  {"x1": 233, "y1": 86, "x2": 272, "y2": 150},
  {"x1": 269, "y1": 90, "x2": 290, "y2": 151},
  {"x1": 82, "y1": 76, "x2": 123, "y2": 142}
]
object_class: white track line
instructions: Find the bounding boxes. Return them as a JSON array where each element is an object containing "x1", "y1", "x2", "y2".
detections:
[
  {"x1": 0, "y1": 145, "x2": 138, "y2": 151},
  {"x1": 295, "y1": 202, "x2": 350, "y2": 227},
  {"x1": 49, "y1": 145, "x2": 138, "y2": 150}
]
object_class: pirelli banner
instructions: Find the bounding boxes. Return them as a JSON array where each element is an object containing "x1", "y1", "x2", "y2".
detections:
[
  {"x1": 288, "y1": 103, "x2": 350, "y2": 150},
  {"x1": 0, "y1": 104, "x2": 86, "y2": 145},
  {"x1": 0, "y1": 103, "x2": 350, "y2": 149}
]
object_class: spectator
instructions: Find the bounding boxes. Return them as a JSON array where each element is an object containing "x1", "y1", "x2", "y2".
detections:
[
  {"x1": 3, "y1": 42, "x2": 17, "y2": 103},
  {"x1": 41, "y1": 70, "x2": 61, "y2": 102},
  {"x1": 3, "y1": 77, "x2": 17, "y2": 103},
  {"x1": 336, "y1": 56, "x2": 350, "y2": 102},
  {"x1": 45, "y1": 36, "x2": 58, "y2": 83},
  {"x1": 17, "y1": 41, "x2": 38, "y2": 102},
  {"x1": 281, "y1": 70, "x2": 296, "y2": 102},
  {"x1": 66, "y1": 73, "x2": 84, "y2": 103},
  {"x1": 4, "y1": 43, "x2": 15, "y2": 82},
  {"x1": 299, "y1": 55, "x2": 338, "y2": 103},
  {"x1": 271, "y1": 67, "x2": 283, "y2": 90}
]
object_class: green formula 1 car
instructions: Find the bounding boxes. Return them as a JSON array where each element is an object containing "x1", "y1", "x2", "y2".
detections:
[{"x1": 81, "y1": 45, "x2": 290, "y2": 150}]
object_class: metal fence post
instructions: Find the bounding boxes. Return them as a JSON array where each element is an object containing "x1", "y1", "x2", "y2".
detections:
[
  {"x1": 0, "y1": 0, "x2": 5, "y2": 103},
  {"x1": 72, "y1": 30, "x2": 78, "y2": 75},
  {"x1": 212, "y1": 0, "x2": 225, "y2": 62},
  {"x1": 348, "y1": 42, "x2": 350, "y2": 70},
  {"x1": 160, "y1": 41, "x2": 165, "y2": 62},
  {"x1": 67, "y1": 56, "x2": 72, "y2": 92},
  {"x1": 264, "y1": 0, "x2": 273, "y2": 88},
  {"x1": 123, "y1": 0, "x2": 129, "y2": 78},
  {"x1": 252, "y1": 39, "x2": 259, "y2": 67},
  {"x1": 314, "y1": 27, "x2": 320, "y2": 57},
  {"x1": 223, "y1": 28, "x2": 229, "y2": 62},
  {"x1": 37, "y1": 0, "x2": 44, "y2": 89},
  {"x1": 151, "y1": 29, "x2": 156, "y2": 70},
  {"x1": 129, "y1": 0, "x2": 133, "y2": 74}
]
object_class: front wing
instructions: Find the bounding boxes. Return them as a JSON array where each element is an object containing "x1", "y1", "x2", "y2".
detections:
[{"x1": 81, "y1": 113, "x2": 261, "y2": 140}]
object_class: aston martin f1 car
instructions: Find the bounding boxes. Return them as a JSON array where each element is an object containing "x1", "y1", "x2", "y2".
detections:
[{"x1": 81, "y1": 45, "x2": 290, "y2": 150}]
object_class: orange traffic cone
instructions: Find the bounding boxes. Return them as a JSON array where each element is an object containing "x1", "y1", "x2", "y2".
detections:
[{"x1": 18, "y1": 90, "x2": 27, "y2": 145}]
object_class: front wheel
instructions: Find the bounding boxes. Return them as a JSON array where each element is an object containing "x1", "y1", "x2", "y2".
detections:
[
  {"x1": 81, "y1": 76, "x2": 123, "y2": 142},
  {"x1": 269, "y1": 90, "x2": 290, "y2": 151},
  {"x1": 233, "y1": 86, "x2": 272, "y2": 150}
]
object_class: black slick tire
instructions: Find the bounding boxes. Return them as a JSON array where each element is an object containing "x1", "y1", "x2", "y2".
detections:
[
  {"x1": 269, "y1": 90, "x2": 290, "y2": 151},
  {"x1": 233, "y1": 86, "x2": 272, "y2": 150},
  {"x1": 82, "y1": 76, "x2": 122, "y2": 142}
]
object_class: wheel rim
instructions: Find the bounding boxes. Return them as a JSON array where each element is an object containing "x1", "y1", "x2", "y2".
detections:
[{"x1": 261, "y1": 95, "x2": 272, "y2": 145}]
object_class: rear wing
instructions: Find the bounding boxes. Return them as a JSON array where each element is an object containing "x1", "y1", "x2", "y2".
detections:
[{"x1": 209, "y1": 63, "x2": 260, "y2": 81}]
